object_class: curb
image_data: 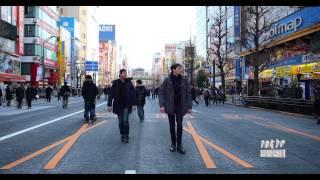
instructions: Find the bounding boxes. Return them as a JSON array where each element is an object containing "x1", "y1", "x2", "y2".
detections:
[{"x1": 225, "y1": 102, "x2": 315, "y2": 120}]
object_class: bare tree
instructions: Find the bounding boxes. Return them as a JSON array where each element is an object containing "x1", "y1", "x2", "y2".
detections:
[
  {"x1": 209, "y1": 6, "x2": 232, "y2": 94},
  {"x1": 242, "y1": 6, "x2": 275, "y2": 96}
]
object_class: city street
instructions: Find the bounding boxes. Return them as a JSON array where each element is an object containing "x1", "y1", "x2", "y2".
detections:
[{"x1": 0, "y1": 97, "x2": 319, "y2": 174}]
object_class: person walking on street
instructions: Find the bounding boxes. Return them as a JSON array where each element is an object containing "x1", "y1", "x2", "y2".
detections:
[
  {"x1": 46, "y1": 86, "x2": 53, "y2": 103},
  {"x1": 26, "y1": 84, "x2": 33, "y2": 109},
  {"x1": 5, "y1": 85, "x2": 13, "y2": 107},
  {"x1": 108, "y1": 69, "x2": 137, "y2": 143},
  {"x1": 203, "y1": 89, "x2": 210, "y2": 107},
  {"x1": 159, "y1": 63, "x2": 192, "y2": 154},
  {"x1": 15, "y1": 84, "x2": 25, "y2": 109},
  {"x1": 60, "y1": 82, "x2": 71, "y2": 109},
  {"x1": 314, "y1": 94, "x2": 320, "y2": 124},
  {"x1": 81, "y1": 75, "x2": 99, "y2": 123},
  {"x1": 0, "y1": 87, "x2": 3, "y2": 107},
  {"x1": 135, "y1": 79, "x2": 147, "y2": 122}
]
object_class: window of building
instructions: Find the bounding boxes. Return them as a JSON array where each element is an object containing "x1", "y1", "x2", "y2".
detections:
[
  {"x1": 83, "y1": 33, "x2": 86, "y2": 39},
  {"x1": 0, "y1": 36, "x2": 15, "y2": 53},
  {"x1": 227, "y1": 15, "x2": 233, "y2": 29},
  {"x1": 24, "y1": 6, "x2": 35, "y2": 18},
  {"x1": 83, "y1": 45, "x2": 86, "y2": 51},
  {"x1": 24, "y1": 25, "x2": 36, "y2": 37},
  {"x1": 24, "y1": 43, "x2": 35, "y2": 56},
  {"x1": 21, "y1": 63, "x2": 31, "y2": 75},
  {"x1": 1, "y1": 6, "x2": 12, "y2": 24}
]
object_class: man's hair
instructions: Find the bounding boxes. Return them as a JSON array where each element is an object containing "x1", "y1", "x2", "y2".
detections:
[
  {"x1": 170, "y1": 63, "x2": 182, "y2": 71},
  {"x1": 85, "y1": 75, "x2": 92, "y2": 79},
  {"x1": 136, "y1": 80, "x2": 142, "y2": 84},
  {"x1": 119, "y1": 69, "x2": 127, "y2": 74}
]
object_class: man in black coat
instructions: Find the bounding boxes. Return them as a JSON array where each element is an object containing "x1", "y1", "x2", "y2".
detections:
[
  {"x1": 0, "y1": 87, "x2": 2, "y2": 107},
  {"x1": 46, "y1": 86, "x2": 53, "y2": 103},
  {"x1": 60, "y1": 82, "x2": 71, "y2": 109},
  {"x1": 15, "y1": 84, "x2": 25, "y2": 109},
  {"x1": 135, "y1": 79, "x2": 147, "y2": 122},
  {"x1": 159, "y1": 63, "x2": 192, "y2": 154},
  {"x1": 25, "y1": 84, "x2": 33, "y2": 109},
  {"x1": 108, "y1": 69, "x2": 136, "y2": 143},
  {"x1": 5, "y1": 85, "x2": 13, "y2": 106},
  {"x1": 81, "y1": 75, "x2": 99, "y2": 123}
]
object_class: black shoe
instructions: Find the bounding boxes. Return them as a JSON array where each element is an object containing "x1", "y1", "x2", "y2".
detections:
[
  {"x1": 123, "y1": 137, "x2": 129, "y2": 143},
  {"x1": 177, "y1": 145, "x2": 186, "y2": 155},
  {"x1": 170, "y1": 144, "x2": 176, "y2": 152}
]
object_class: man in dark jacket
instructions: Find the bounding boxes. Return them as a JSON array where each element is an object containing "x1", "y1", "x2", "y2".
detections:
[
  {"x1": 82, "y1": 75, "x2": 99, "y2": 123},
  {"x1": 46, "y1": 86, "x2": 53, "y2": 103},
  {"x1": 5, "y1": 85, "x2": 13, "y2": 107},
  {"x1": 25, "y1": 84, "x2": 33, "y2": 109},
  {"x1": 159, "y1": 63, "x2": 192, "y2": 154},
  {"x1": 60, "y1": 82, "x2": 71, "y2": 109},
  {"x1": 108, "y1": 69, "x2": 136, "y2": 143},
  {"x1": 135, "y1": 79, "x2": 147, "y2": 122},
  {"x1": 0, "y1": 87, "x2": 2, "y2": 107},
  {"x1": 15, "y1": 84, "x2": 25, "y2": 109}
]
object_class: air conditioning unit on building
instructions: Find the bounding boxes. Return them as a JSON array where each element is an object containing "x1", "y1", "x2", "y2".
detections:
[
  {"x1": 33, "y1": 38, "x2": 39, "y2": 43},
  {"x1": 33, "y1": 18, "x2": 39, "y2": 24}
]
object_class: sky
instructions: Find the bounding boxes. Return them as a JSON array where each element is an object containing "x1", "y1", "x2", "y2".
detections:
[{"x1": 98, "y1": 6, "x2": 196, "y2": 72}]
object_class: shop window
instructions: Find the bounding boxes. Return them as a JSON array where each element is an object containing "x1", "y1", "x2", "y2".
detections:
[
  {"x1": 24, "y1": 44, "x2": 35, "y2": 56},
  {"x1": 25, "y1": 6, "x2": 35, "y2": 18},
  {"x1": 24, "y1": 25, "x2": 36, "y2": 37},
  {"x1": 21, "y1": 63, "x2": 31, "y2": 75}
]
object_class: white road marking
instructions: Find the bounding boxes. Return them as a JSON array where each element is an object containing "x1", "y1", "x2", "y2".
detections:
[
  {"x1": 125, "y1": 170, "x2": 136, "y2": 174},
  {"x1": 0, "y1": 102, "x2": 108, "y2": 142}
]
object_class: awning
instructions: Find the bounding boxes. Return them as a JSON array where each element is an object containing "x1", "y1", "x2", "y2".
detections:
[{"x1": 0, "y1": 73, "x2": 26, "y2": 82}]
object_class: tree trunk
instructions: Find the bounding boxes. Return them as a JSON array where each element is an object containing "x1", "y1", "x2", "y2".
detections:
[
  {"x1": 253, "y1": 65, "x2": 259, "y2": 96},
  {"x1": 221, "y1": 69, "x2": 226, "y2": 95}
]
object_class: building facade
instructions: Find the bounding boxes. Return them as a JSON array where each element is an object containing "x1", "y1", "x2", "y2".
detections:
[
  {"x1": 0, "y1": 6, "x2": 25, "y2": 88},
  {"x1": 22, "y1": 6, "x2": 59, "y2": 88}
]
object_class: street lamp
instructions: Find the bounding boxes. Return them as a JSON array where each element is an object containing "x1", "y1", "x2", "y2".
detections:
[{"x1": 42, "y1": 35, "x2": 57, "y2": 88}]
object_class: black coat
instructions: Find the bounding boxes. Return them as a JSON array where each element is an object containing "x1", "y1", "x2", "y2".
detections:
[
  {"x1": 0, "y1": 89, "x2": 2, "y2": 97},
  {"x1": 60, "y1": 85, "x2": 71, "y2": 96},
  {"x1": 81, "y1": 79, "x2": 99, "y2": 102},
  {"x1": 135, "y1": 85, "x2": 147, "y2": 106},
  {"x1": 46, "y1": 87, "x2": 52, "y2": 97},
  {"x1": 26, "y1": 87, "x2": 34, "y2": 100},
  {"x1": 5, "y1": 87, "x2": 13, "y2": 100},
  {"x1": 108, "y1": 79, "x2": 136, "y2": 114},
  {"x1": 15, "y1": 87, "x2": 25, "y2": 100}
]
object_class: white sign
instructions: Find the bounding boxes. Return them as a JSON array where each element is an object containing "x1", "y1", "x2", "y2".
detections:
[
  {"x1": 302, "y1": 54, "x2": 320, "y2": 63},
  {"x1": 269, "y1": 17, "x2": 303, "y2": 38}
]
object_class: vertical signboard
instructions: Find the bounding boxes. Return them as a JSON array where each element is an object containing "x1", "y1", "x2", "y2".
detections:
[
  {"x1": 16, "y1": 6, "x2": 24, "y2": 55},
  {"x1": 234, "y1": 6, "x2": 240, "y2": 41}
]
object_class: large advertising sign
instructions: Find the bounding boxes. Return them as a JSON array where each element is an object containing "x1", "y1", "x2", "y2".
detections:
[
  {"x1": 59, "y1": 17, "x2": 75, "y2": 80},
  {"x1": 99, "y1": 25, "x2": 115, "y2": 41},
  {"x1": 17, "y1": 6, "x2": 24, "y2": 55},
  {"x1": 234, "y1": 6, "x2": 240, "y2": 41}
]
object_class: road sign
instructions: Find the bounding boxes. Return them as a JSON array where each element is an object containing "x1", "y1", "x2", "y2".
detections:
[{"x1": 85, "y1": 61, "x2": 99, "y2": 71}]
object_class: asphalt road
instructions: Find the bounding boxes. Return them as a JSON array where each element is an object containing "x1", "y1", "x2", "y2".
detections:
[{"x1": 0, "y1": 96, "x2": 319, "y2": 174}]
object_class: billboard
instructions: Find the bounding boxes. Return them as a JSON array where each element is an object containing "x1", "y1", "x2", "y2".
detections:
[
  {"x1": 85, "y1": 61, "x2": 99, "y2": 71},
  {"x1": 99, "y1": 25, "x2": 115, "y2": 41}
]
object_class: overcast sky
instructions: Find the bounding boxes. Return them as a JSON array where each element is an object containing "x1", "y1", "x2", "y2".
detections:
[{"x1": 98, "y1": 6, "x2": 196, "y2": 71}]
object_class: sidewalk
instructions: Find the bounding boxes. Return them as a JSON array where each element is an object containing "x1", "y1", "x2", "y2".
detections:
[{"x1": 224, "y1": 96, "x2": 314, "y2": 120}]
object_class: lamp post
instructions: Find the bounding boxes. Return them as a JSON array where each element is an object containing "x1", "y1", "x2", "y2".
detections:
[{"x1": 42, "y1": 35, "x2": 57, "y2": 88}]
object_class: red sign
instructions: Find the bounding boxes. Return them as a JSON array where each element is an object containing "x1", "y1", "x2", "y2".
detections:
[
  {"x1": 0, "y1": 73, "x2": 26, "y2": 82},
  {"x1": 16, "y1": 6, "x2": 24, "y2": 55},
  {"x1": 45, "y1": 59, "x2": 58, "y2": 68}
]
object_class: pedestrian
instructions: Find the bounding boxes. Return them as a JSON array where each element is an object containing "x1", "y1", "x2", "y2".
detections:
[
  {"x1": 26, "y1": 84, "x2": 33, "y2": 109},
  {"x1": 46, "y1": 86, "x2": 53, "y2": 103},
  {"x1": 5, "y1": 85, "x2": 13, "y2": 107},
  {"x1": 57, "y1": 87, "x2": 61, "y2": 101},
  {"x1": 108, "y1": 69, "x2": 137, "y2": 143},
  {"x1": 191, "y1": 85, "x2": 199, "y2": 105},
  {"x1": 203, "y1": 89, "x2": 210, "y2": 107},
  {"x1": 60, "y1": 82, "x2": 71, "y2": 109},
  {"x1": 15, "y1": 84, "x2": 25, "y2": 109},
  {"x1": 103, "y1": 85, "x2": 108, "y2": 100},
  {"x1": 313, "y1": 93, "x2": 320, "y2": 124},
  {"x1": 135, "y1": 79, "x2": 147, "y2": 122},
  {"x1": 0, "y1": 87, "x2": 3, "y2": 107},
  {"x1": 81, "y1": 75, "x2": 99, "y2": 123},
  {"x1": 159, "y1": 63, "x2": 192, "y2": 154}
]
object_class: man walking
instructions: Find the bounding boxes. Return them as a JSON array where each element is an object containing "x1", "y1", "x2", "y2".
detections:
[
  {"x1": 0, "y1": 87, "x2": 3, "y2": 107},
  {"x1": 159, "y1": 63, "x2": 192, "y2": 154},
  {"x1": 108, "y1": 69, "x2": 136, "y2": 143},
  {"x1": 15, "y1": 84, "x2": 25, "y2": 109},
  {"x1": 81, "y1": 75, "x2": 99, "y2": 123},
  {"x1": 60, "y1": 82, "x2": 71, "y2": 109},
  {"x1": 135, "y1": 79, "x2": 147, "y2": 122},
  {"x1": 26, "y1": 84, "x2": 33, "y2": 109},
  {"x1": 46, "y1": 86, "x2": 53, "y2": 103},
  {"x1": 5, "y1": 85, "x2": 13, "y2": 107}
]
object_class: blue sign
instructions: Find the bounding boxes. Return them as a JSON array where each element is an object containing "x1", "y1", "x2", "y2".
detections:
[
  {"x1": 99, "y1": 25, "x2": 115, "y2": 41},
  {"x1": 269, "y1": 55, "x2": 302, "y2": 68},
  {"x1": 235, "y1": 58, "x2": 241, "y2": 80},
  {"x1": 85, "y1": 61, "x2": 99, "y2": 71},
  {"x1": 234, "y1": 6, "x2": 240, "y2": 40},
  {"x1": 59, "y1": 17, "x2": 76, "y2": 79}
]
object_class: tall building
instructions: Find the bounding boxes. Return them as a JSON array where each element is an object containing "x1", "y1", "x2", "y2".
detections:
[
  {"x1": 22, "y1": 6, "x2": 59, "y2": 87},
  {"x1": 99, "y1": 24, "x2": 116, "y2": 86},
  {"x1": 0, "y1": 6, "x2": 25, "y2": 87},
  {"x1": 58, "y1": 17, "x2": 81, "y2": 87},
  {"x1": 152, "y1": 52, "x2": 161, "y2": 85},
  {"x1": 196, "y1": 7, "x2": 207, "y2": 65},
  {"x1": 57, "y1": 26, "x2": 71, "y2": 86}
]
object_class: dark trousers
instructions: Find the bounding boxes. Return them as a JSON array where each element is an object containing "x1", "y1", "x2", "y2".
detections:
[
  {"x1": 6, "y1": 99, "x2": 11, "y2": 106},
  {"x1": 204, "y1": 97, "x2": 209, "y2": 106},
  {"x1": 84, "y1": 100, "x2": 96, "y2": 120},
  {"x1": 46, "y1": 95, "x2": 51, "y2": 103},
  {"x1": 192, "y1": 97, "x2": 198, "y2": 105},
  {"x1": 137, "y1": 105, "x2": 144, "y2": 121},
  {"x1": 27, "y1": 99, "x2": 32, "y2": 108},
  {"x1": 168, "y1": 109, "x2": 183, "y2": 145},
  {"x1": 17, "y1": 99, "x2": 22, "y2": 109},
  {"x1": 117, "y1": 108, "x2": 129, "y2": 137}
]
